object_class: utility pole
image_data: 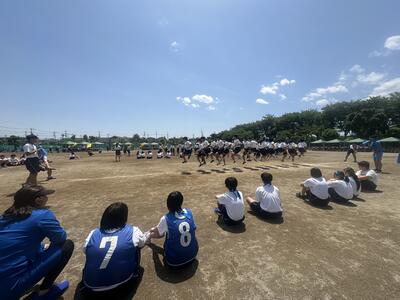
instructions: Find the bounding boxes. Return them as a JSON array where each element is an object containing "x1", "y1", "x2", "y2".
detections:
[
  {"x1": 53, "y1": 131, "x2": 56, "y2": 139},
  {"x1": 156, "y1": 131, "x2": 158, "y2": 139},
  {"x1": 30, "y1": 128, "x2": 33, "y2": 134},
  {"x1": 98, "y1": 131, "x2": 101, "y2": 138},
  {"x1": 64, "y1": 130, "x2": 68, "y2": 139}
]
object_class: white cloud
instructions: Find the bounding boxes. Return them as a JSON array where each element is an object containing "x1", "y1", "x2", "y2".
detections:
[
  {"x1": 279, "y1": 94, "x2": 287, "y2": 100},
  {"x1": 369, "y1": 50, "x2": 385, "y2": 57},
  {"x1": 303, "y1": 85, "x2": 347, "y2": 102},
  {"x1": 316, "y1": 99, "x2": 330, "y2": 107},
  {"x1": 384, "y1": 35, "x2": 400, "y2": 50},
  {"x1": 192, "y1": 94, "x2": 214, "y2": 104},
  {"x1": 349, "y1": 64, "x2": 365, "y2": 73},
  {"x1": 279, "y1": 78, "x2": 296, "y2": 86},
  {"x1": 191, "y1": 103, "x2": 200, "y2": 108},
  {"x1": 206, "y1": 105, "x2": 216, "y2": 111},
  {"x1": 357, "y1": 72, "x2": 385, "y2": 85},
  {"x1": 370, "y1": 77, "x2": 400, "y2": 97},
  {"x1": 170, "y1": 41, "x2": 180, "y2": 52},
  {"x1": 260, "y1": 83, "x2": 279, "y2": 95},
  {"x1": 256, "y1": 98, "x2": 269, "y2": 105}
]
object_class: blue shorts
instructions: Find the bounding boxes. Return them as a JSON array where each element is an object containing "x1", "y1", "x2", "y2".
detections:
[
  {"x1": 373, "y1": 152, "x2": 383, "y2": 161},
  {"x1": 0, "y1": 245, "x2": 63, "y2": 300}
]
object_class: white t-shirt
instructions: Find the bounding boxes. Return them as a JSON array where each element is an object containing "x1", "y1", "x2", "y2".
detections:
[
  {"x1": 356, "y1": 169, "x2": 378, "y2": 185},
  {"x1": 303, "y1": 177, "x2": 329, "y2": 200},
  {"x1": 255, "y1": 184, "x2": 283, "y2": 213},
  {"x1": 184, "y1": 141, "x2": 192, "y2": 150},
  {"x1": 23, "y1": 143, "x2": 38, "y2": 158},
  {"x1": 348, "y1": 176, "x2": 361, "y2": 196},
  {"x1": 217, "y1": 191, "x2": 245, "y2": 221},
  {"x1": 327, "y1": 180, "x2": 353, "y2": 200}
]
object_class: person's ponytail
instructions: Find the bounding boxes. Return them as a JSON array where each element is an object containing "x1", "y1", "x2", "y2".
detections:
[{"x1": 344, "y1": 176, "x2": 350, "y2": 183}]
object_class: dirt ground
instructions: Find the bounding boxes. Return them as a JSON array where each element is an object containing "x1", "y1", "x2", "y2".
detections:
[{"x1": 1, "y1": 151, "x2": 400, "y2": 300}]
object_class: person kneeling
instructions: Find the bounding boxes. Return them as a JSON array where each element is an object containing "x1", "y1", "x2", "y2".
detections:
[
  {"x1": 82, "y1": 202, "x2": 148, "y2": 294},
  {"x1": 327, "y1": 171, "x2": 353, "y2": 203},
  {"x1": 149, "y1": 192, "x2": 199, "y2": 268},
  {"x1": 297, "y1": 168, "x2": 330, "y2": 206},
  {"x1": 0, "y1": 186, "x2": 74, "y2": 300},
  {"x1": 246, "y1": 172, "x2": 283, "y2": 219},
  {"x1": 215, "y1": 177, "x2": 245, "y2": 226},
  {"x1": 356, "y1": 161, "x2": 378, "y2": 192}
]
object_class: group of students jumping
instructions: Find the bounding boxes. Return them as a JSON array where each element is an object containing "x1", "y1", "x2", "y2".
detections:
[{"x1": 178, "y1": 136, "x2": 307, "y2": 166}]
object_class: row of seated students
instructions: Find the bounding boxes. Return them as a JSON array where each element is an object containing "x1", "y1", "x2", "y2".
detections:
[
  {"x1": 136, "y1": 150, "x2": 172, "y2": 159},
  {"x1": 0, "y1": 162, "x2": 378, "y2": 299},
  {"x1": 0, "y1": 154, "x2": 24, "y2": 167}
]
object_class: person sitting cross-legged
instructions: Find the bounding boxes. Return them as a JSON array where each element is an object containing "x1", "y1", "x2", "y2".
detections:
[
  {"x1": 296, "y1": 167, "x2": 330, "y2": 206},
  {"x1": 214, "y1": 177, "x2": 245, "y2": 226},
  {"x1": 356, "y1": 160, "x2": 378, "y2": 192},
  {"x1": 81, "y1": 202, "x2": 148, "y2": 296},
  {"x1": 246, "y1": 172, "x2": 283, "y2": 220},
  {"x1": 327, "y1": 171, "x2": 353, "y2": 203},
  {"x1": 0, "y1": 186, "x2": 74, "y2": 300}
]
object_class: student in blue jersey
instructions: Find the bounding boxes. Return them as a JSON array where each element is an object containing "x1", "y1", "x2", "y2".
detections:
[
  {"x1": 214, "y1": 177, "x2": 245, "y2": 226},
  {"x1": 38, "y1": 145, "x2": 56, "y2": 181},
  {"x1": 82, "y1": 202, "x2": 148, "y2": 293},
  {"x1": 0, "y1": 186, "x2": 74, "y2": 300},
  {"x1": 149, "y1": 191, "x2": 199, "y2": 267}
]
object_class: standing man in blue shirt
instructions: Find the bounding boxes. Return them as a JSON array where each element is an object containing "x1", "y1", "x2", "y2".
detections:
[
  {"x1": 370, "y1": 138, "x2": 384, "y2": 173},
  {"x1": 0, "y1": 186, "x2": 74, "y2": 300}
]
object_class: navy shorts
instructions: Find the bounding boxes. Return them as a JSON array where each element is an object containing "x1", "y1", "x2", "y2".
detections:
[
  {"x1": 115, "y1": 150, "x2": 121, "y2": 156},
  {"x1": 217, "y1": 204, "x2": 244, "y2": 226},
  {"x1": 233, "y1": 147, "x2": 241, "y2": 154},
  {"x1": 250, "y1": 202, "x2": 282, "y2": 219},
  {"x1": 25, "y1": 157, "x2": 41, "y2": 174},
  {"x1": 183, "y1": 149, "x2": 192, "y2": 156}
]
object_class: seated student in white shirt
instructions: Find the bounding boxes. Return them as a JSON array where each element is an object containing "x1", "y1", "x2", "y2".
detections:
[
  {"x1": 0, "y1": 154, "x2": 10, "y2": 167},
  {"x1": 356, "y1": 161, "x2": 378, "y2": 191},
  {"x1": 344, "y1": 167, "x2": 361, "y2": 198},
  {"x1": 214, "y1": 177, "x2": 245, "y2": 226},
  {"x1": 157, "y1": 149, "x2": 164, "y2": 159},
  {"x1": 147, "y1": 150, "x2": 153, "y2": 159},
  {"x1": 246, "y1": 172, "x2": 283, "y2": 219},
  {"x1": 165, "y1": 151, "x2": 172, "y2": 159},
  {"x1": 327, "y1": 171, "x2": 353, "y2": 203},
  {"x1": 7, "y1": 154, "x2": 20, "y2": 166},
  {"x1": 296, "y1": 167, "x2": 330, "y2": 206}
]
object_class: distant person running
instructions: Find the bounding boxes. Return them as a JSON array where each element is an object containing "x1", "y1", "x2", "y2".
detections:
[
  {"x1": 214, "y1": 177, "x2": 245, "y2": 226},
  {"x1": 23, "y1": 134, "x2": 42, "y2": 186},
  {"x1": 0, "y1": 186, "x2": 74, "y2": 300},
  {"x1": 231, "y1": 136, "x2": 243, "y2": 163},
  {"x1": 296, "y1": 168, "x2": 330, "y2": 206},
  {"x1": 182, "y1": 137, "x2": 192, "y2": 164},
  {"x1": 246, "y1": 172, "x2": 283, "y2": 220},
  {"x1": 344, "y1": 144, "x2": 357, "y2": 162},
  {"x1": 81, "y1": 202, "x2": 148, "y2": 295},
  {"x1": 356, "y1": 161, "x2": 378, "y2": 191},
  {"x1": 149, "y1": 191, "x2": 199, "y2": 267},
  {"x1": 298, "y1": 140, "x2": 307, "y2": 157},
  {"x1": 38, "y1": 145, "x2": 56, "y2": 181},
  {"x1": 115, "y1": 143, "x2": 122, "y2": 162}
]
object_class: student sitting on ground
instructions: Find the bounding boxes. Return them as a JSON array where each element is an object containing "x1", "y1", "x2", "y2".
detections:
[
  {"x1": 69, "y1": 152, "x2": 79, "y2": 160},
  {"x1": 165, "y1": 151, "x2": 172, "y2": 159},
  {"x1": 0, "y1": 186, "x2": 74, "y2": 300},
  {"x1": 246, "y1": 172, "x2": 283, "y2": 219},
  {"x1": 157, "y1": 149, "x2": 164, "y2": 159},
  {"x1": 149, "y1": 191, "x2": 199, "y2": 267},
  {"x1": 147, "y1": 150, "x2": 153, "y2": 159},
  {"x1": 344, "y1": 167, "x2": 361, "y2": 198},
  {"x1": 82, "y1": 202, "x2": 148, "y2": 294},
  {"x1": 296, "y1": 167, "x2": 330, "y2": 206},
  {"x1": 7, "y1": 154, "x2": 20, "y2": 166},
  {"x1": 215, "y1": 177, "x2": 245, "y2": 226},
  {"x1": 327, "y1": 171, "x2": 353, "y2": 202},
  {"x1": 356, "y1": 161, "x2": 378, "y2": 191},
  {"x1": 0, "y1": 154, "x2": 9, "y2": 167}
]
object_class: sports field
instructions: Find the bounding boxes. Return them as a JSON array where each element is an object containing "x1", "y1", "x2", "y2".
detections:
[{"x1": 1, "y1": 151, "x2": 400, "y2": 299}]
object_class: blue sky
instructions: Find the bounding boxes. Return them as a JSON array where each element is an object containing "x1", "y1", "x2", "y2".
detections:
[{"x1": 1, "y1": 0, "x2": 400, "y2": 138}]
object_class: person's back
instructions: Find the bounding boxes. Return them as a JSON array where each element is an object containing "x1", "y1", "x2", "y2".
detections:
[
  {"x1": 303, "y1": 177, "x2": 329, "y2": 200},
  {"x1": 327, "y1": 171, "x2": 353, "y2": 201},
  {"x1": 256, "y1": 184, "x2": 282, "y2": 213},
  {"x1": 215, "y1": 177, "x2": 245, "y2": 225},
  {"x1": 83, "y1": 202, "x2": 146, "y2": 292}
]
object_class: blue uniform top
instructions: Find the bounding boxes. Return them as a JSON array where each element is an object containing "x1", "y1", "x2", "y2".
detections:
[
  {"x1": 370, "y1": 140, "x2": 383, "y2": 153},
  {"x1": 164, "y1": 208, "x2": 198, "y2": 266},
  {"x1": 0, "y1": 209, "x2": 66, "y2": 280},
  {"x1": 38, "y1": 147, "x2": 48, "y2": 160},
  {"x1": 83, "y1": 225, "x2": 141, "y2": 291}
]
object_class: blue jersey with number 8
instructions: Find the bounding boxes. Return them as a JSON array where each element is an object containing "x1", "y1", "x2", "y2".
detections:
[
  {"x1": 164, "y1": 208, "x2": 198, "y2": 266},
  {"x1": 83, "y1": 225, "x2": 139, "y2": 290}
]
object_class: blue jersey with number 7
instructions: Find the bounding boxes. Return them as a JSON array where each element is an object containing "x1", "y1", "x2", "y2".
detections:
[
  {"x1": 164, "y1": 208, "x2": 198, "y2": 266},
  {"x1": 83, "y1": 225, "x2": 139, "y2": 290}
]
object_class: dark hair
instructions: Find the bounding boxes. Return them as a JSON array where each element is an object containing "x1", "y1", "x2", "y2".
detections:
[
  {"x1": 358, "y1": 160, "x2": 370, "y2": 169},
  {"x1": 3, "y1": 186, "x2": 46, "y2": 219},
  {"x1": 225, "y1": 177, "x2": 238, "y2": 192},
  {"x1": 167, "y1": 191, "x2": 183, "y2": 213},
  {"x1": 344, "y1": 167, "x2": 361, "y2": 190},
  {"x1": 334, "y1": 170, "x2": 349, "y2": 183},
  {"x1": 26, "y1": 134, "x2": 38, "y2": 141},
  {"x1": 100, "y1": 202, "x2": 128, "y2": 230},
  {"x1": 310, "y1": 167, "x2": 322, "y2": 178},
  {"x1": 261, "y1": 172, "x2": 273, "y2": 185}
]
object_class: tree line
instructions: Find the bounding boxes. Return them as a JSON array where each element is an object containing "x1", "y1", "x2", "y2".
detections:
[{"x1": 211, "y1": 93, "x2": 400, "y2": 142}]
